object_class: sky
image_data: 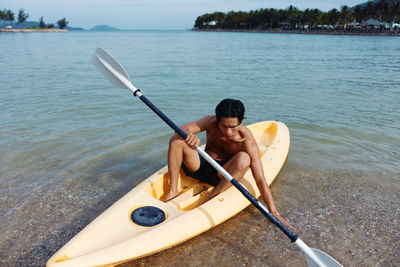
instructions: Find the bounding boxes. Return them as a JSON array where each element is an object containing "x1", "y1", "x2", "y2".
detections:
[{"x1": 3, "y1": 0, "x2": 365, "y2": 30}]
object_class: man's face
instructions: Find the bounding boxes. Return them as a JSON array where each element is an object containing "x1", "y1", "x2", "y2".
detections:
[{"x1": 218, "y1": 117, "x2": 241, "y2": 140}]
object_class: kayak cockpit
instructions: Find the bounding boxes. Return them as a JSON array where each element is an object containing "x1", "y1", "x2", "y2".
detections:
[
  {"x1": 144, "y1": 122, "x2": 278, "y2": 211},
  {"x1": 145, "y1": 171, "x2": 213, "y2": 211}
]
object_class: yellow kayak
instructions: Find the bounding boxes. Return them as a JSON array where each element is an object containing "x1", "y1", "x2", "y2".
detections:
[{"x1": 46, "y1": 120, "x2": 290, "y2": 267}]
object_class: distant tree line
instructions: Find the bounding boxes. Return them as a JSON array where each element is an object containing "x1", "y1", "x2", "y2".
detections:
[
  {"x1": 194, "y1": 0, "x2": 400, "y2": 30},
  {"x1": 0, "y1": 8, "x2": 69, "y2": 29}
]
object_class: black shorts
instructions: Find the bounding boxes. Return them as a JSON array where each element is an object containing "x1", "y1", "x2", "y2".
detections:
[{"x1": 181, "y1": 154, "x2": 231, "y2": 186}]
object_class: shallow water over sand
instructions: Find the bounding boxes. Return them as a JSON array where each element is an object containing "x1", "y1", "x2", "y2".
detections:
[
  {"x1": 124, "y1": 166, "x2": 400, "y2": 267},
  {"x1": 1, "y1": 163, "x2": 398, "y2": 266},
  {"x1": 0, "y1": 31, "x2": 399, "y2": 266}
]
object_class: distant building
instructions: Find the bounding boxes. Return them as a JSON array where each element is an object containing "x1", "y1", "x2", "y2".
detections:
[
  {"x1": 279, "y1": 22, "x2": 290, "y2": 29},
  {"x1": 361, "y1": 19, "x2": 380, "y2": 29},
  {"x1": 205, "y1": 20, "x2": 217, "y2": 26},
  {"x1": 392, "y1": 22, "x2": 400, "y2": 29}
]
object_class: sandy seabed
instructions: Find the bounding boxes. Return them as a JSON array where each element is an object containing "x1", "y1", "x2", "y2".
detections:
[{"x1": 0, "y1": 163, "x2": 399, "y2": 266}]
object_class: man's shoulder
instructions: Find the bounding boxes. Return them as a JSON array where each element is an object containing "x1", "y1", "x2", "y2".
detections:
[
  {"x1": 193, "y1": 115, "x2": 217, "y2": 132},
  {"x1": 240, "y1": 124, "x2": 253, "y2": 137},
  {"x1": 241, "y1": 126, "x2": 258, "y2": 145},
  {"x1": 198, "y1": 115, "x2": 217, "y2": 126},
  {"x1": 203, "y1": 115, "x2": 216, "y2": 122}
]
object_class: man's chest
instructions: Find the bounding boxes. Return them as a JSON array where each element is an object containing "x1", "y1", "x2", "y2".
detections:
[{"x1": 207, "y1": 135, "x2": 245, "y2": 154}]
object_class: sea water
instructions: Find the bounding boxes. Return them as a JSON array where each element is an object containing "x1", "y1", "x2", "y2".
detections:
[{"x1": 0, "y1": 31, "x2": 399, "y2": 266}]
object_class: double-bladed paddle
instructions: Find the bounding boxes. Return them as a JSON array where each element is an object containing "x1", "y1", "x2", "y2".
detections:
[{"x1": 92, "y1": 47, "x2": 342, "y2": 267}]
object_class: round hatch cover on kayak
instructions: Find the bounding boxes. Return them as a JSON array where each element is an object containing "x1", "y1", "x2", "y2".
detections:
[{"x1": 131, "y1": 206, "x2": 166, "y2": 227}]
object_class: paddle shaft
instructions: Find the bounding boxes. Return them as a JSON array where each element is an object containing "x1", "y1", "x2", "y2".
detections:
[{"x1": 133, "y1": 89, "x2": 298, "y2": 243}]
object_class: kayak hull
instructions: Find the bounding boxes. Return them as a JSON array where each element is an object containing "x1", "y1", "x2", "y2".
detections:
[{"x1": 47, "y1": 121, "x2": 290, "y2": 267}]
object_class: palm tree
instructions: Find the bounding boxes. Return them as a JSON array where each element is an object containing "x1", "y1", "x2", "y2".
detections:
[
  {"x1": 340, "y1": 5, "x2": 353, "y2": 27},
  {"x1": 354, "y1": 5, "x2": 364, "y2": 23},
  {"x1": 39, "y1": 16, "x2": 46, "y2": 28},
  {"x1": 57, "y1": 18, "x2": 68, "y2": 29},
  {"x1": 328, "y1": 8, "x2": 339, "y2": 27},
  {"x1": 311, "y1": 9, "x2": 323, "y2": 28},
  {"x1": 365, "y1": 1, "x2": 376, "y2": 20},
  {"x1": 287, "y1": 5, "x2": 299, "y2": 29},
  {"x1": 17, "y1": 9, "x2": 29, "y2": 24},
  {"x1": 2, "y1": 9, "x2": 15, "y2": 26},
  {"x1": 377, "y1": 0, "x2": 388, "y2": 21}
]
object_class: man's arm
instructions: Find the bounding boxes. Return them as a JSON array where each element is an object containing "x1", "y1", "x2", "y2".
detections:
[
  {"x1": 247, "y1": 138, "x2": 291, "y2": 228},
  {"x1": 171, "y1": 115, "x2": 214, "y2": 148}
]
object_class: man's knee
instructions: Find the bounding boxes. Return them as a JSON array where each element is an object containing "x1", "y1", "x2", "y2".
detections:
[
  {"x1": 169, "y1": 135, "x2": 183, "y2": 147},
  {"x1": 236, "y1": 152, "x2": 250, "y2": 170},
  {"x1": 169, "y1": 136, "x2": 191, "y2": 155}
]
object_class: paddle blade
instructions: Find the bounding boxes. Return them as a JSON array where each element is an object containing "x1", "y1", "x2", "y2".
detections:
[
  {"x1": 92, "y1": 48, "x2": 137, "y2": 92},
  {"x1": 305, "y1": 248, "x2": 343, "y2": 267}
]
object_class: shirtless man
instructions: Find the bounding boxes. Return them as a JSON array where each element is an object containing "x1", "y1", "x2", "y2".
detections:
[{"x1": 164, "y1": 98, "x2": 289, "y2": 226}]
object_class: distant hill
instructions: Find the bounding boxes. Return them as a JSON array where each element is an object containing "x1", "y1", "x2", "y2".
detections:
[
  {"x1": 364, "y1": 0, "x2": 400, "y2": 3},
  {"x1": 90, "y1": 25, "x2": 119, "y2": 31},
  {"x1": 66, "y1": 26, "x2": 85, "y2": 31},
  {"x1": 353, "y1": 0, "x2": 400, "y2": 8},
  {"x1": 0, "y1": 19, "x2": 37, "y2": 28}
]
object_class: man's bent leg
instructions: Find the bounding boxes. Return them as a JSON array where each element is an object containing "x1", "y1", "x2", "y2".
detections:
[
  {"x1": 164, "y1": 136, "x2": 200, "y2": 202},
  {"x1": 201, "y1": 152, "x2": 250, "y2": 204}
]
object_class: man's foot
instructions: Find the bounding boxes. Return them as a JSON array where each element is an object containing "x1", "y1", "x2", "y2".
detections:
[{"x1": 163, "y1": 190, "x2": 179, "y2": 202}]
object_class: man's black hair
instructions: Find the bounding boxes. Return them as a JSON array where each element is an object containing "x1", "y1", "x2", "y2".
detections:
[{"x1": 215, "y1": 99, "x2": 245, "y2": 123}]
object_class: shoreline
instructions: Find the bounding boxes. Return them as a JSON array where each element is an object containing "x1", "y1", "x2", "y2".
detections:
[
  {"x1": 0, "y1": 28, "x2": 68, "y2": 33},
  {"x1": 192, "y1": 28, "x2": 400, "y2": 36}
]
